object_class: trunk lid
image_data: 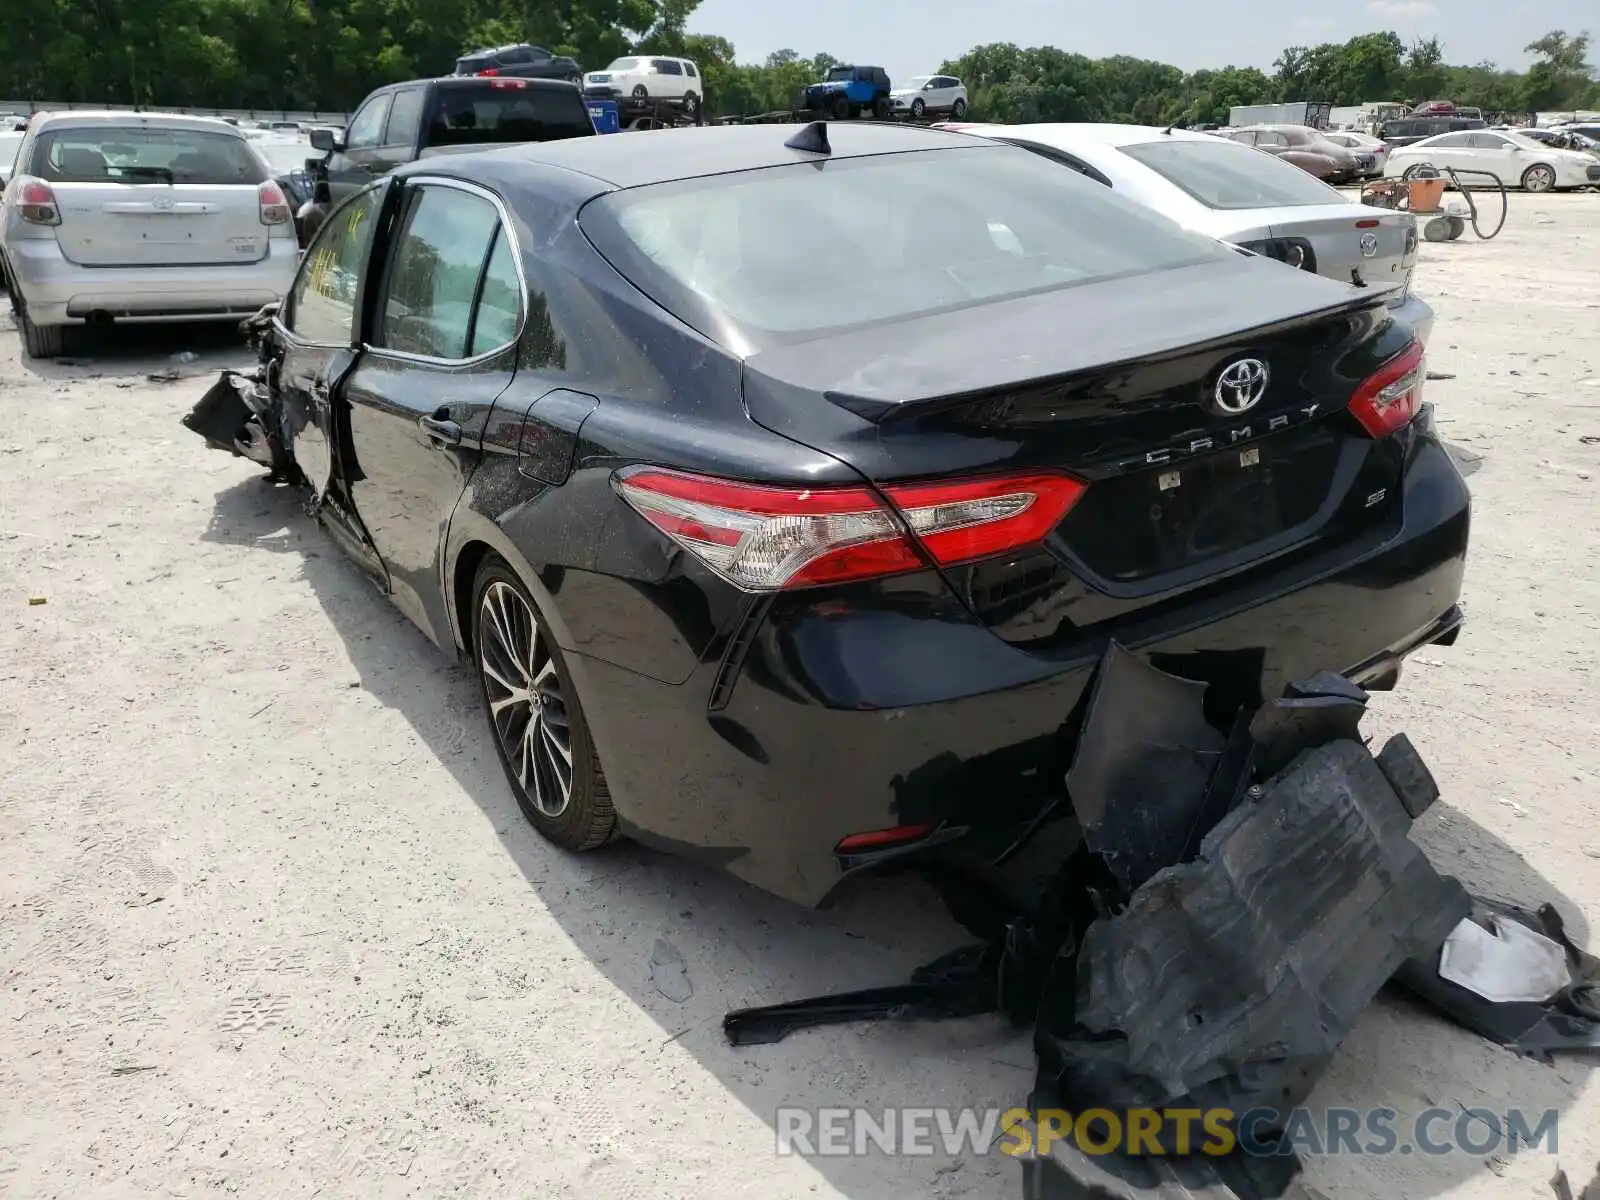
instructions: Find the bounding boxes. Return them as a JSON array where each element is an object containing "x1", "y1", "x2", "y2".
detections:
[
  {"x1": 52, "y1": 181, "x2": 269, "y2": 267},
  {"x1": 1265, "y1": 202, "x2": 1416, "y2": 294},
  {"x1": 742, "y1": 255, "x2": 1407, "y2": 645}
]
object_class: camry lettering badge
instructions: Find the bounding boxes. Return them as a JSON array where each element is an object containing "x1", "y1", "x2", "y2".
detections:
[
  {"x1": 1212, "y1": 358, "x2": 1270, "y2": 416},
  {"x1": 1360, "y1": 232, "x2": 1379, "y2": 258}
]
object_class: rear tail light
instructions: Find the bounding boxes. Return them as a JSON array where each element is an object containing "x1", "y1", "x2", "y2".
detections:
[
  {"x1": 487, "y1": 78, "x2": 529, "y2": 89},
  {"x1": 13, "y1": 178, "x2": 60, "y2": 226},
  {"x1": 1349, "y1": 340, "x2": 1425, "y2": 438},
  {"x1": 614, "y1": 467, "x2": 1088, "y2": 592},
  {"x1": 475, "y1": 68, "x2": 500, "y2": 77},
  {"x1": 1237, "y1": 236, "x2": 1316, "y2": 272},
  {"x1": 258, "y1": 180, "x2": 292, "y2": 225}
]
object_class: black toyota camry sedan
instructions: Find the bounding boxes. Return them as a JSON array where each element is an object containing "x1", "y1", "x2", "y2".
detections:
[{"x1": 186, "y1": 122, "x2": 1469, "y2": 906}]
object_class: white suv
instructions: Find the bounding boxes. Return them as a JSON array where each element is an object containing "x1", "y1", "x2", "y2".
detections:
[
  {"x1": 584, "y1": 57, "x2": 703, "y2": 117},
  {"x1": 0, "y1": 111, "x2": 299, "y2": 358}
]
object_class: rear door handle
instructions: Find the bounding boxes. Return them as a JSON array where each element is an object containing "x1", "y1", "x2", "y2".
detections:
[{"x1": 418, "y1": 414, "x2": 462, "y2": 447}]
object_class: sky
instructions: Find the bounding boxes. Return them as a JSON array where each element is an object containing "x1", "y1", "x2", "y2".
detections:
[{"x1": 685, "y1": 0, "x2": 1594, "y2": 87}]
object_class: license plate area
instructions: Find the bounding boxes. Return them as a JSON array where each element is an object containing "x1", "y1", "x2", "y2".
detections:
[{"x1": 1056, "y1": 423, "x2": 1344, "y2": 584}]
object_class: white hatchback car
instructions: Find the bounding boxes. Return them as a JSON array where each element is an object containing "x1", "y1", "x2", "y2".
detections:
[
  {"x1": 939, "y1": 121, "x2": 1435, "y2": 345},
  {"x1": 0, "y1": 111, "x2": 299, "y2": 358},
  {"x1": 1384, "y1": 128, "x2": 1600, "y2": 192}
]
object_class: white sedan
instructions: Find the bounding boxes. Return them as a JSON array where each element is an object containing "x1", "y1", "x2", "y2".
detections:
[
  {"x1": 935, "y1": 121, "x2": 1434, "y2": 344},
  {"x1": 1384, "y1": 129, "x2": 1600, "y2": 192}
]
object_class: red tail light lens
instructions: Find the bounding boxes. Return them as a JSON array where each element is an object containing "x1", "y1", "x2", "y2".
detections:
[
  {"x1": 614, "y1": 467, "x2": 1087, "y2": 592},
  {"x1": 1349, "y1": 340, "x2": 1425, "y2": 438},
  {"x1": 487, "y1": 78, "x2": 529, "y2": 89},
  {"x1": 257, "y1": 180, "x2": 292, "y2": 226},
  {"x1": 14, "y1": 178, "x2": 61, "y2": 225},
  {"x1": 835, "y1": 823, "x2": 936, "y2": 853},
  {"x1": 476, "y1": 68, "x2": 500, "y2": 77}
]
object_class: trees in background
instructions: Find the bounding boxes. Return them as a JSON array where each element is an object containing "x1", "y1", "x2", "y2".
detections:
[{"x1": 0, "y1": 0, "x2": 1593, "y2": 119}]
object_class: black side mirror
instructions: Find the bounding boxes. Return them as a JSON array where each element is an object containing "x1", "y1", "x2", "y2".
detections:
[{"x1": 309, "y1": 127, "x2": 339, "y2": 153}]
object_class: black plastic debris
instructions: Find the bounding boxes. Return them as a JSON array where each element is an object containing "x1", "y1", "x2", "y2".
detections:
[
  {"x1": 1064, "y1": 645, "x2": 1225, "y2": 894},
  {"x1": 1393, "y1": 898, "x2": 1600, "y2": 1057},
  {"x1": 720, "y1": 645, "x2": 1576, "y2": 1200},
  {"x1": 182, "y1": 368, "x2": 296, "y2": 482}
]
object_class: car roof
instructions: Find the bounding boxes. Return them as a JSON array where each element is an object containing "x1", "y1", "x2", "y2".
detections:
[
  {"x1": 25, "y1": 110, "x2": 246, "y2": 136},
  {"x1": 371, "y1": 76, "x2": 579, "y2": 96},
  {"x1": 419, "y1": 122, "x2": 986, "y2": 191},
  {"x1": 941, "y1": 122, "x2": 1222, "y2": 150}
]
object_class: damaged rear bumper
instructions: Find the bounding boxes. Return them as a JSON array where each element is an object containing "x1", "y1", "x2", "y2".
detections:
[{"x1": 572, "y1": 415, "x2": 1469, "y2": 906}]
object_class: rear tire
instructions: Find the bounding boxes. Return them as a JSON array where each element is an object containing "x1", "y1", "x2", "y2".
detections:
[
  {"x1": 19, "y1": 304, "x2": 63, "y2": 359},
  {"x1": 950, "y1": 97, "x2": 968, "y2": 119},
  {"x1": 682, "y1": 91, "x2": 700, "y2": 117},
  {"x1": 471, "y1": 554, "x2": 615, "y2": 853},
  {"x1": 828, "y1": 92, "x2": 850, "y2": 121},
  {"x1": 872, "y1": 95, "x2": 891, "y2": 120}
]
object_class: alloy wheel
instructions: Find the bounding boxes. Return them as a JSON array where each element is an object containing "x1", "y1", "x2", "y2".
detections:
[
  {"x1": 477, "y1": 581, "x2": 574, "y2": 818},
  {"x1": 1523, "y1": 165, "x2": 1555, "y2": 193}
]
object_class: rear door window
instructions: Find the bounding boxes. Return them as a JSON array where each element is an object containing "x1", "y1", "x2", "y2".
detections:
[
  {"x1": 425, "y1": 83, "x2": 594, "y2": 147},
  {"x1": 377, "y1": 184, "x2": 504, "y2": 360},
  {"x1": 33, "y1": 126, "x2": 266, "y2": 185},
  {"x1": 384, "y1": 88, "x2": 425, "y2": 148}
]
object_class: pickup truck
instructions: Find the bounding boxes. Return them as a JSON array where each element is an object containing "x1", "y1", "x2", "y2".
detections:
[{"x1": 314, "y1": 76, "x2": 594, "y2": 205}]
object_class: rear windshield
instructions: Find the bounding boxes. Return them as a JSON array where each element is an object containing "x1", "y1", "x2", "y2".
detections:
[
  {"x1": 455, "y1": 54, "x2": 491, "y2": 73},
  {"x1": 31, "y1": 126, "x2": 267, "y2": 185},
  {"x1": 425, "y1": 84, "x2": 594, "y2": 147},
  {"x1": 580, "y1": 144, "x2": 1229, "y2": 349},
  {"x1": 1119, "y1": 138, "x2": 1339, "y2": 210}
]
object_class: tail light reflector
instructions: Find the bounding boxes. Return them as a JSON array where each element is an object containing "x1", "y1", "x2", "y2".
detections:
[
  {"x1": 1349, "y1": 340, "x2": 1425, "y2": 438},
  {"x1": 614, "y1": 467, "x2": 1087, "y2": 592},
  {"x1": 835, "y1": 823, "x2": 936, "y2": 854},
  {"x1": 13, "y1": 178, "x2": 60, "y2": 225},
  {"x1": 258, "y1": 180, "x2": 292, "y2": 225}
]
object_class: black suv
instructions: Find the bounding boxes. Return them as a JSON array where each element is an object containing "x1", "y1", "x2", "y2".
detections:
[
  {"x1": 1378, "y1": 115, "x2": 1486, "y2": 148},
  {"x1": 454, "y1": 43, "x2": 582, "y2": 85}
]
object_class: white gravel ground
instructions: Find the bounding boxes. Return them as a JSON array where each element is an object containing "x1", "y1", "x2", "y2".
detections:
[{"x1": 2, "y1": 190, "x2": 1598, "y2": 1200}]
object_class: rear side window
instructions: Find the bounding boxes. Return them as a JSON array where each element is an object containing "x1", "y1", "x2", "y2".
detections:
[
  {"x1": 32, "y1": 126, "x2": 266, "y2": 185},
  {"x1": 581, "y1": 145, "x2": 1229, "y2": 348},
  {"x1": 471, "y1": 230, "x2": 522, "y2": 355},
  {"x1": 653, "y1": 60, "x2": 683, "y2": 75},
  {"x1": 378, "y1": 185, "x2": 516, "y2": 359},
  {"x1": 425, "y1": 84, "x2": 594, "y2": 147},
  {"x1": 1119, "y1": 138, "x2": 1340, "y2": 209},
  {"x1": 499, "y1": 46, "x2": 535, "y2": 64},
  {"x1": 684, "y1": 63, "x2": 698, "y2": 78}
]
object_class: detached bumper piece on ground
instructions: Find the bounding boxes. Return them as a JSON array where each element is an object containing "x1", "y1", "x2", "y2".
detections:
[{"x1": 723, "y1": 646, "x2": 1599, "y2": 1199}]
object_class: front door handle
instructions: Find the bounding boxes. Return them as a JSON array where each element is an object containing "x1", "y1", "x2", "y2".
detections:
[{"x1": 418, "y1": 413, "x2": 462, "y2": 447}]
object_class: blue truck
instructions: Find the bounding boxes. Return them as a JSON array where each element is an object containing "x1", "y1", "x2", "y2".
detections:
[{"x1": 801, "y1": 65, "x2": 893, "y2": 120}]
